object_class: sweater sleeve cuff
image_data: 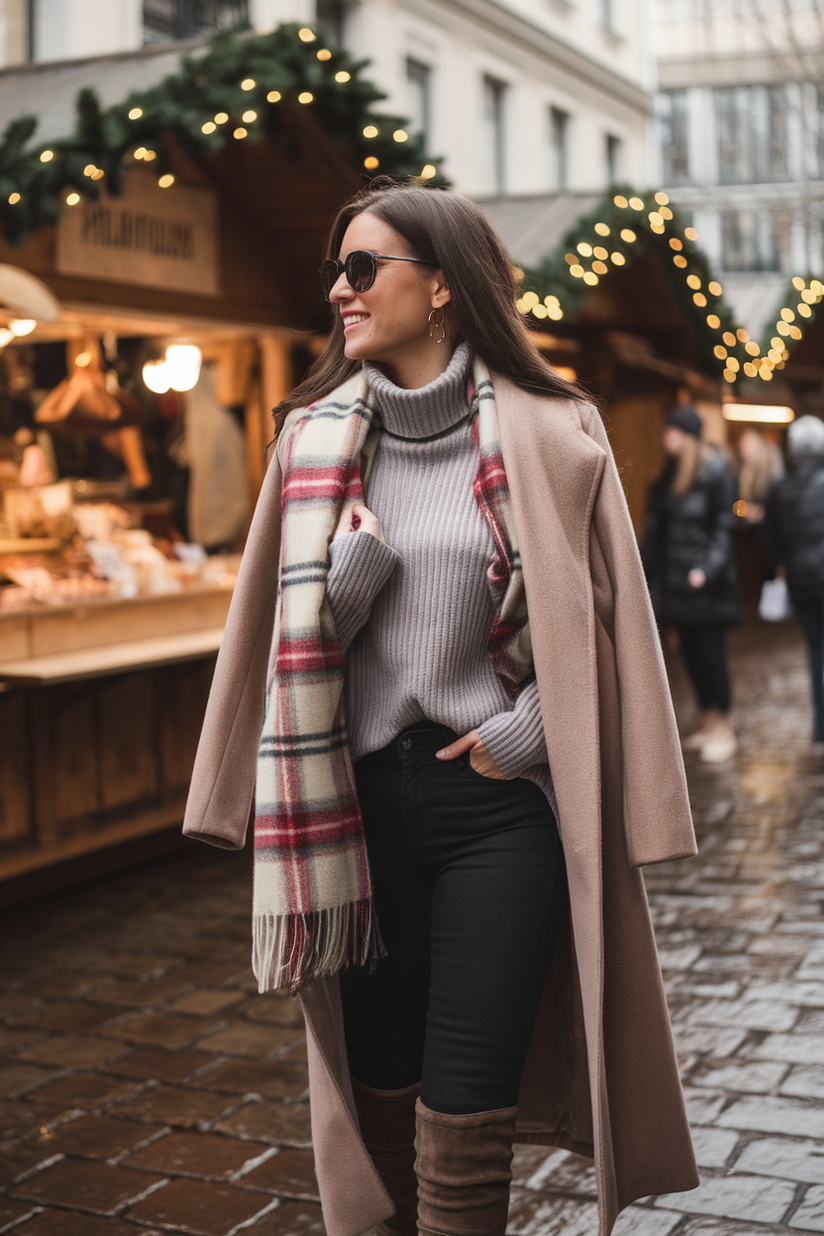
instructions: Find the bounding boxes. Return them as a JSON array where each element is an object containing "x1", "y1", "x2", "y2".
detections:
[
  {"x1": 477, "y1": 679, "x2": 548, "y2": 779},
  {"x1": 326, "y1": 531, "x2": 399, "y2": 652}
]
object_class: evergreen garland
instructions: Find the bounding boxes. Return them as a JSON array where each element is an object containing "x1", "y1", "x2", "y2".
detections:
[
  {"x1": 0, "y1": 23, "x2": 441, "y2": 247},
  {"x1": 518, "y1": 186, "x2": 740, "y2": 380}
]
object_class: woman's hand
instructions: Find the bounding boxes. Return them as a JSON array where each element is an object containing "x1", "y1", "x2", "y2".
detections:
[
  {"x1": 688, "y1": 568, "x2": 707, "y2": 589},
  {"x1": 436, "y1": 729, "x2": 507, "y2": 780},
  {"x1": 333, "y1": 502, "x2": 385, "y2": 543}
]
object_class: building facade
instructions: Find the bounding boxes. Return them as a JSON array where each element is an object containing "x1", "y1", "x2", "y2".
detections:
[
  {"x1": 0, "y1": 0, "x2": 653, "y2": 197},
  {"x1": 654, "y1": 0, "x2": 824, "y2": 336}
]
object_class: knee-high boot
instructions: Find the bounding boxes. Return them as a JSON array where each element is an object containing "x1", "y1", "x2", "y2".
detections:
[
  {"x1": 414, "y1": 1098, "x2": 518, "y2": 1236},
  {"x1": 351, "y1": 1077, "x2": 421, "y2": 1236}
]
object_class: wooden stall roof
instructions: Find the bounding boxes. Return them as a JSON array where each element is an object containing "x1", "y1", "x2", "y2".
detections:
[{"x1": 0, "y1": 43, "x2": 361, "y2": 332}]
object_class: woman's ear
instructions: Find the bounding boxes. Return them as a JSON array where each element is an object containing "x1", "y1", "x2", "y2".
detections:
[{"x1": 430, "y1": 270, "x2": 451, "y2": 309}]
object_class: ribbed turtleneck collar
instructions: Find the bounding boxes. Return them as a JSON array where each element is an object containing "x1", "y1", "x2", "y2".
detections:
[{"x1": 364, "y1": 342, "x2": 472, "y2": 440}]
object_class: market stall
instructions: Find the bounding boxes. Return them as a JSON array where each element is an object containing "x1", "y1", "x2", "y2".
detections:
[{"x1": 0, "y1": 22, "x2": 434, "y2": 892}]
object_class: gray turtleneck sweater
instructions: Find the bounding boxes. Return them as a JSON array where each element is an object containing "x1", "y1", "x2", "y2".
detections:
[{"x1": 326, "y1": 343, "x2": 551, "y2": 791}]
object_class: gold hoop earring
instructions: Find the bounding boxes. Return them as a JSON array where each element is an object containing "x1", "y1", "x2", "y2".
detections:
[{"x1": 428, "y1": 308, "x2": 446, "y2": 345}]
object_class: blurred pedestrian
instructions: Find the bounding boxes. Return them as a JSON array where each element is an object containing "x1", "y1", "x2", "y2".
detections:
[
  {"x1": 736, "y1": 427, "x2": 784, "y2": 524},
  {"x1": 764, "y1": 414, "x2": 824, "y2": 745},
  {"x1": 642, "y1": 406, "x2": 740, "y2": 762},
  {"x1": 733, "y1": 427, "x2": 784, "y2": 618},
  {"x1": 184, "y1": 182, "x2": 698, "y2": 1236}
]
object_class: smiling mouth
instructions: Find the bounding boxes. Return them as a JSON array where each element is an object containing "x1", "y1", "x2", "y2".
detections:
[{"x1": 342, "y1": 314, "x2": 370, "y2": 332}]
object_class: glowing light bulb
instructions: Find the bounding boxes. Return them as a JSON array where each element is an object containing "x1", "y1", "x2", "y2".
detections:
[
  {"x1": 128, "y1": 107, "x2": 143, "y2": 119},
  {"x1": 9, "y1": 319, "x2": 36, "y2": 336},
  {"x1": 241, "y1": 78, "x2": 255, "y2": 90},
  {"x1": 364, "y1": 156, "x2": 379, "y2": 170},
  {"x1": 335, "y1": 71, "x2": 350, "y2": 83},
  {"x1": 39, "y1": 150, "x2": 54, "y2": 163},
  {"x1": 158, "y1": 174, "x2": 175, "y2": 187},
  {"x1": 317, "y1": 49, "x2": 332, "y2": 60},
  {"x1": 242, "y1": 110, "x2": 257, "y2": 123},
  {"x1": 298, "y1": 27, "x2": 316, "y2": 40},
  {"x1": 298, "y1": 92, "x2": 313, "y2": 104},
  {"x1": 166, "y1": 344, "x2": 202, "y2": 392},
  {"x1": 613, "y1": 195, "x2": 628, "y2": 207},
  {"x1": 267, "y1": 91, "x2": 281, "y2": 102},
  {"x1": 421, "y1": 165, "x2": 437, "y2": 179},
  {"x1": 66, "y1": 192, "x2": 80, "y2": 205},
  {"x1": 363, "y1": 125, "x2": 379, "y2": 138},
  {"x1": 143, "y1": 361, "x2": 170, "y2": 394}
]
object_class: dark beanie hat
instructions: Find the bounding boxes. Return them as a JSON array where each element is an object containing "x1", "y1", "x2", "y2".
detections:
[{"x1": 666, "y1": 405, "x2": 702, "y2": 438}]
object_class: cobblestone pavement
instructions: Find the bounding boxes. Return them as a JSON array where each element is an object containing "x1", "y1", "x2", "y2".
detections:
[{"x1": 1, "y1": 620, "x2": 823, "y2": 1236}]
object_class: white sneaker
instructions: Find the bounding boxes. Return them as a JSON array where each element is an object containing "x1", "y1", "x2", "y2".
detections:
[{"x1": 700, "y1": 730, "x2": 737, "y2": 763}]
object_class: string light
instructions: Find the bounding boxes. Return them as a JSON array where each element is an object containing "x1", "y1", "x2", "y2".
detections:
[
  {"x1": 8, "y1": 192, "x2": 19, "y2": 204},
  {"x1": 298, "y1": 27, "x2": 316, "y2": 40},
  {"x1": 335, "y1": 71, "x2": 350, "y2": 83},
  {"x1": 84, "y1": 162, "x2": 97, "y2": 174},
  {"x1": 233, "y1": 127, "x2": 247, "y2": 139},
  {"x1": 267, "y1": 91, "x2": 281, "y2": 102},
  {"x1": 364, "y1": 156, "x2": 380, "y2": 169},
  {"x1": 629, "y1": 197, "x2": 644, "y2": 210},
  {"x1": 66, "y1": 192, "x2": 80, "y2": 205},
  {"x1": 420, "y1": 164, "x2": 437, "y2": 179},
  {"x1": 298, "y1": 92, "x2": 313, "y2": 104},
  {"x1": 202, "y1": 121, "x2": 216, "y2": 134},
  {"x1": 620, "y1": 228, "x2": 636, "y2": 243},
  {"x1": 655, "y1": 191, "x2": 669, "y2": 205},
  {"x1": 241, "y1": 78, "x2": 255, "y2": 90},
  {"x1": 128, "y1": 107, "x2": 143, "y2": 119},
  {"x1": 214, "y1": 112, "x2": 229, "y2": 124},
  {"x1": 577, "y1": 242, "x2": 593, "y2": 256},
  {"x1": 143, "y1": 150, "x2": 156, "y2": 161},
  {"x1": 317, "y1": 49, "x2": 332, "y2": 60},
  {"x1": 363, "y1": 125, "x2": 378, "y2": 138},
  {"x1": 393, "y1": 130, "x2": 408, "y2": 142},
  {"x1": 39, "y1": 150, "x2": 54, "y2": 163},
  {"x1": 613, "y1": 194, "x2": 628, "y2": 207},
  {"x1": 611, "y1": 252, "x2": 625, "y2": 265},
  {"x1": 158, "y1": 173, "x2": 174, "y2": 187},
  {"x1": 242, "y1": 110, "x2": 257, "y2": 122},
  {"x1": 594, "y1": 222, "x2": 610, "y2": 236}
]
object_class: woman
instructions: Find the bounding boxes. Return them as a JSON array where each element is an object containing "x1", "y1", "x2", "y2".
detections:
[
  {"x1": 764, "y1": 414, "x2": 824, "y2": 745},
  {"x1": 642, "y1": 406, "x2": 739, "y2": 763},
  {"x1": 733, "y1": 427, "x2": 784, "y2": 620},
  {"x1": 183, "y1": 181, "x2": 698, "y2": 1236}
]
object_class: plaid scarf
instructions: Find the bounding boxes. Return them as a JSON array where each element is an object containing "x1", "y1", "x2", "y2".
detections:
[{"x1": 254, "y1": 357, "x2": 532, "y2": 993}]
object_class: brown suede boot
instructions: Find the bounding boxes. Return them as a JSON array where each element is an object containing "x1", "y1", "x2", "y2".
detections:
[
  {"x1": 414, "y1": 1098, "x2": 518, "y2": 1235},
  {"x1": 351, "y1": 1077, "x2": 421, "y2": 1236}
]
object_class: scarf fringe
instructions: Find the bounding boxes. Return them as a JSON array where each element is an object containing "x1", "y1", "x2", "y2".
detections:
[{"x1": 253, "y1": 897, "x2": 385, "y2": 995}]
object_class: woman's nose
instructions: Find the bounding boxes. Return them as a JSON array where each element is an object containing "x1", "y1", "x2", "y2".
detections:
[{"x1": 329, "y1": 274, "x2": 353, "y2": 304}]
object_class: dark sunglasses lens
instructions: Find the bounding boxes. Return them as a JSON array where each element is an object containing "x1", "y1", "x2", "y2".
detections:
[
  {"x1": 321, "y1": 260, "x2": 340, "y2": 298},
  {"x1": 347, "y1": 252, "x2": 375, "y2": 293}
]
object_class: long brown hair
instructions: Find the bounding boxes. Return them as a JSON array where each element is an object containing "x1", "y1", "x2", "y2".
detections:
[{"x1": 273, "y1": 179, "x2": 585, "y2": 436}]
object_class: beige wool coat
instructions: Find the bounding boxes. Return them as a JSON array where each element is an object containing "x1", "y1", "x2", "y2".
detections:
[{"x1": 183, "y1": 374, "x2": 700, "y2": 1236}]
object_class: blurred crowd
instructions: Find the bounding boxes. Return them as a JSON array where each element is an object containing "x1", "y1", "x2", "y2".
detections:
[{"x1": 641, "y1": 406, "x2": 824, "y2": 761}]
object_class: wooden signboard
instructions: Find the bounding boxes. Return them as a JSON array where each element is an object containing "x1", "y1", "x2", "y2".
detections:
[{"x1": 56, "y1": 170, "x2": 219, "y2": 296}]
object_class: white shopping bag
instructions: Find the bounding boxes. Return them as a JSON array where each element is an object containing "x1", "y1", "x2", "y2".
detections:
[{"x1": 758, "y1": 578, "x2": 792, "y2": 622}]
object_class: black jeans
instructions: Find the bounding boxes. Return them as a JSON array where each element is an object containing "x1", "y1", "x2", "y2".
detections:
[
  {"x1": 794, "y1": 599, "x2": 824, "y2": 741},
  {"x1": 676, "y1": 623, "x2": 732, "y2": 713},
  {"x1": 339, "y1": 723, "x2": 568, "y2": 1116}
]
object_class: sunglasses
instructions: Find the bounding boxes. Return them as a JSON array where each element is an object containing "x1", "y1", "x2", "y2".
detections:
[{"x1": 321, "y1": 250, "x2": 433, "y2": 300}]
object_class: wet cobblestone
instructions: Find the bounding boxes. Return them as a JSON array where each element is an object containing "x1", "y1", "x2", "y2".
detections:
[{"x1": 0, "y1": 620, "x2": 822, "y2": 1235}]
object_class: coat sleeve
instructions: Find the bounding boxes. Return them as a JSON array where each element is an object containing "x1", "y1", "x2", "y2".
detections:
[
  {"x1": 181, "y1": 443, "x2": 284, "y2": 850},
  {"x1": 582, "y1": 404, "x2": 697, "y2": 867}
]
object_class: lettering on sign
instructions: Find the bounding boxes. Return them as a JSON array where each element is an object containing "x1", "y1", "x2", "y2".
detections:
[{"x1": 56, "y1": 171, "x2": 218, "y2": 296}]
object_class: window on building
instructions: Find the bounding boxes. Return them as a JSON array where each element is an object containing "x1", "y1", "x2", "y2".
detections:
[
  {"x1": 143, "y1": 0, "x2": 247, "y2": 42},
  {"x1": 600, "y1": 0, "x2": 615, "y2": 30},
  {"x1": 659, "y1": 89, "x2": 690, "y2": 186},
  {"x1": 721, "y1": 208, "x2": 790, "y2": 272},
  {"x1": 716, "y1": 86, "x2": 788, "y2": 184},
  {"x1": 479, "y1": 75, "x2": 506, "y2": 195},
  {"x1": 549, "y1": 106, "x2": 568, "y2": 190},
  {"x1": 316, "y1": 0, "x2": 347, "y2": 46},
  {"x1": 605, "y1": 133, "x2": 621, "y2": 185},
  {"x1": 406, "y1": 59, "x2": 431, "y2": 148}
]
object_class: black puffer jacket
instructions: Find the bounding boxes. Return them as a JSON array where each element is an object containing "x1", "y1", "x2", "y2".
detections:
[
  {"x1": 764, "y1": 455, "x2": 824, "y2": 604},
  {"x1": 642, "y1": 450, "x2": 740, "y2": 627}
]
